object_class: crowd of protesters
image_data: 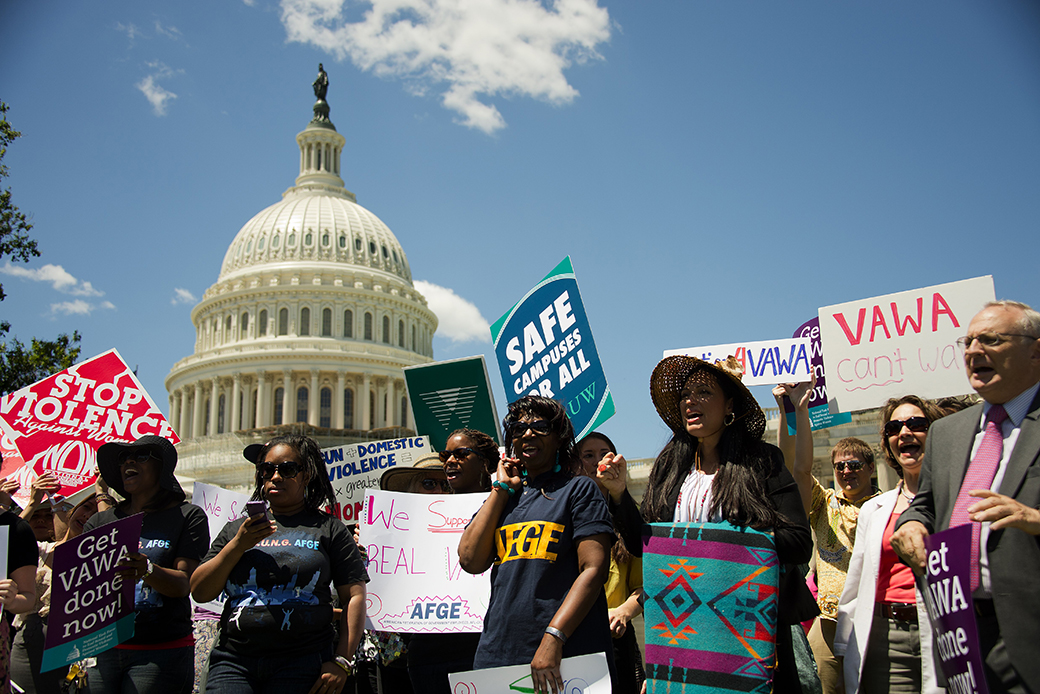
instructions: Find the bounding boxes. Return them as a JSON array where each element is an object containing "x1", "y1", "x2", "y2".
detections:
[{"x1": 0, "y1": 299, "x2": 1038, "y2": 694}]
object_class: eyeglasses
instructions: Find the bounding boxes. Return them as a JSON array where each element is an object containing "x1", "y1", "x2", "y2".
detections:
[
  {"x1": 883, "y1": 417, "x2": 930, "y2": 437},
  {"x1": 509, "y1": 420, "x2": 552, "y2": 438},
  {"x1": 420, "y1": 478, "x2": 452, "y2": 492},
  {"x1": 833, "y1": 460, "x2": 868, "y2": 473},
  {"x1": 439, "y1": 447, "x2": 477, "y2": 463},
  {"x1": 121, "y1": 451, "x2": 158, "y2": 465},
  {"x1": 955, "y1": 332, "x2": 1039, "y2": 349},
  {"x1": 257, "y1": 462, "x2": 302, "y2": 480}
]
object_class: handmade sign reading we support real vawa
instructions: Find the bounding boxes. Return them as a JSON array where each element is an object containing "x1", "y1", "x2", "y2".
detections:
[
  {"x1": 922, "y1": 525, "x2": 990, "y2": 694},
  {"x1": 42, "y1": 513, "x2": 144, "y2": 671},
  {"x1": 361, "y1": 490, "x2": 489, "y2": 633}
]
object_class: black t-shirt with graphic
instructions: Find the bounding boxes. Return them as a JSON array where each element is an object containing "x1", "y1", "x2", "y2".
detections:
[
  {"x1": 205, "y1": 509, "x2": 369, "y2": 658},
  {"x1": 83, "y1": 502, "x2": 210, "y2": 644},
  {"x1": 473, "y1": 473, "x2": 615, "y2": 672}
]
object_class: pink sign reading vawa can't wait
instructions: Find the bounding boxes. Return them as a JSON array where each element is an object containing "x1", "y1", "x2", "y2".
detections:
[{"x1": 0, "y1": 349, "x2": 179, "y2": 498}]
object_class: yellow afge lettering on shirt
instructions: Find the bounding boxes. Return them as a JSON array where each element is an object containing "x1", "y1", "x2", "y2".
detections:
[{"x1": 495, "y1": 521, "x2": 565, "y2": 564}]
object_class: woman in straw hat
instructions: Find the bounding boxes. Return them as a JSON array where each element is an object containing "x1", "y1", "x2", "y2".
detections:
[
  {"x1": 459, "y1": 396, "x2": 616, "y2": 694},
  {"x1": 83, "y1": 434, "x2": 211, "y2": 694},
  {"x1": 641, "y1": 355, "x2": 817, "y2": 693}
]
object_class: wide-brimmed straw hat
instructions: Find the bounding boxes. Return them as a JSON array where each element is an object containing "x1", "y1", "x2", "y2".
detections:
[
  {"x1": 650, "y1": 355, "x2": 766, "y2": 441},
  {"x1": 379, "y1": 453, "x2": 447, "y2": 492},
  {"x1": 97, "y1": 435, "x2": 184, "y2": 501}
]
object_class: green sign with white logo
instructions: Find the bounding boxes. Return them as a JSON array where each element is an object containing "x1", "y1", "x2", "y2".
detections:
[{"x1": 403, "y1": 356, "x2": 502, "y2": 448}]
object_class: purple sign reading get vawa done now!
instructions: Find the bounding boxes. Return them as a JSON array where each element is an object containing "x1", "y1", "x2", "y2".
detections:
[
  {"x1": 42, "y1": 513, "x2": 143, "y2": 671},
  {"x1": 922, "y1": 524, "x2": 989, "y2": 694}
]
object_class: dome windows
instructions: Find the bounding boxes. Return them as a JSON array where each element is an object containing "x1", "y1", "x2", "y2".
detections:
[
  {"x1": 240, "y1": 312, "x2": 249, "y2": 339},
  {"x1": 398, "y1": 320, "x2": 405, "y2": 348},
  {"x1": 381, "y1": 245, "x2": 388, "y2": 259},
  {"x1": 272, "y1": 234, "x2": 281, "y2": 249},
  {"x1": 300, "y1": 307, "x2": 310, "y2": 336},
  {"x1": 305, "y1": 232, "x2": 313, "y2": 246},
  {"x1": 278, "y1": 308, "x2": 289, "y2": 336},
  {"x1": 343, "y1": 309, "x2": 353, "y2": 338},
  {"x1": 392, "y1": 250, "x2": 398, "y2": 263},
  {"x1": 338, "y1": 235, "x2": 346, "y2": 249},
  {"x1": 369, "y1": 241, "x2": 377, "y2": 255},
  {"x1": 259, "y1": 310, "x2": 268, "y2": 336},
  {"x1": 382, "y1": 316, "x2": 391, "y2": 344},
  {"x1": 322, "y1": 308, "x2": 332, "y2": 337},
  {"x1": 258, "y1": 237, "x2": 265, "y2": 251},
  {"x1": 355, "y1": 238, "x2": 362, "y2": 252},
  {"x1": 323, "y1": 233, "x2": 330, "y2": 247},
  {"x1": 364, "y1": 312, "x2": 373, "y2": 341},
  {"x1": 288, "y1": 232, "x2": 296, "y2": 247},
  {"x1": 246, "y1": 240, "x2": 253, "y2": 254}
]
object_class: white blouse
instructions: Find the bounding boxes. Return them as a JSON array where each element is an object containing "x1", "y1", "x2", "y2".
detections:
[{"x1": 673, "y1": 469, "x2": 721, "y2": 523}]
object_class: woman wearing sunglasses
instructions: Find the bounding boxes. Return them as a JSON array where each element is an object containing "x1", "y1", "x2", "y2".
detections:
[
  {"x1": 459, "y1": 396, "x2": 616, "y2": 694},
  {"x1": 191, "y1": 434, "x2": 368, "y2": 694},
  {"x1": 835, "y1": 396, "x2": 946, "y2": 694},
  {"x1": 83, "y1": 435, "x2": 211, "y2": 694},
  {"x1": 440, "y1": 428, "x2": 497, "y2": 495}
]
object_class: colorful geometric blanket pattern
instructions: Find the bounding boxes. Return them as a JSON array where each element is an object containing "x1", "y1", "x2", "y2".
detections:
[{"x1": 642, "y1": 522, "x2": 779, "y2": 694}]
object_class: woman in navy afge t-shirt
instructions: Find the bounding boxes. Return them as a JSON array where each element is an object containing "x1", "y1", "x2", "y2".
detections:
[
  {"x1": 459, "y1": 396, "x2": 616, "y2": 694},
  {"x1": 82, "y1": 434, "x2": 211, "y2": 694},
  {"x1": 191, "y1": 434, "x2": 369, "y2": 694}
]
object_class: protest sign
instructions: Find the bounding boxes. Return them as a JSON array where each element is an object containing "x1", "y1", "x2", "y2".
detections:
[
  {"x1": 42, "y1": 513, "x2": 143, "y2": 671},
  {"x1": 0, "y1": 430, "x2": 33, "y2": 508},
  {"x1": 922, "y1": 525, "x2": 989, "y2": 694},
  {"x1": 192, "y1": 482, "x2": 252, "y2": 612},
  {"x1": 490, "y1": 256, "x2": 614, "y2": 441},
  {"x1": 362, "y1": 489, "x2": 489, "y2": 633},
  {"x1": 322, "y1": 436, "x2": 431, "y2": 524},
  {"x1": 448, "y1": 653, "x2": 611, "y2": 694},
  {"x1": 818, "y1": 277, "x2": 994, "y2": 413},
  {"x1": 664, "y1": 337, "x2": 812, "y2": 386},
  {"x1": 780, "y1": 318, "x2": 853, "y2": 433},
  {"x1": 404, "y1": 356, "x2": 501, "y2": 447},
  {"x1": 0, "y1": 350, "x2": 179, "y2": 498}
]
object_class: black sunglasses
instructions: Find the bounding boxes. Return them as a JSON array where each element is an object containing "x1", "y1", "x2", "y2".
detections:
[
  {"x1": 883, "y1": 417, "x2": 930, "y2": 437},
  {"x1": 121, "y1": 450, "x2": 158, "y2": 465},
  {"x1": 439, "y1": 447, "x2": 477, "y2": 463},
  {"x1": 509, "y1": 420, "x2": 552, "y2": 438},
  {"x1": 833, "y1": 460, "x2": 868, "y2": 473},
  {"x1": 257, "y1": 462, "x2": 302, "y2": 480},
  {"x1": 420, "y1": 478, "x2": 452, "y2": 492}
]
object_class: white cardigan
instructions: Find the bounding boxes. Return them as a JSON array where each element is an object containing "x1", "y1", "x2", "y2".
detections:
[{"x1": 833, "y1": 489, "x2": 942, "y2": 694}]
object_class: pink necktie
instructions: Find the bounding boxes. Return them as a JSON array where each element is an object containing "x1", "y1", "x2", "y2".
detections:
[{"x1": 949, "y1": 404, "x2": 1008, "y2": 592}]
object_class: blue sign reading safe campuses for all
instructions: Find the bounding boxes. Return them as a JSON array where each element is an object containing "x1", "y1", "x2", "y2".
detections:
[{"x1": 490, "y1": 256, "x2": 614, "y2": 440}]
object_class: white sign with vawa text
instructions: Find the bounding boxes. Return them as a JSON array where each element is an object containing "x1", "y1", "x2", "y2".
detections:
[
  {"x1": 449, "y1": 653, "x2": 611, "y2": 694},
  {"x1": 362, "y1": 490, "x2": 490, "y2": 633},
  {"x1": 664, "y1": 337, "x2": 812, "y2": 386},
  {"x1": 818, "y1": 276, "x2": 995, "y2": 413}
]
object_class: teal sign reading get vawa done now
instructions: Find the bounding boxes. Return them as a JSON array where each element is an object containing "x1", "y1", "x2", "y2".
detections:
[{"x1": 490, "y1": 256, "x2": 614, "y2": 440}]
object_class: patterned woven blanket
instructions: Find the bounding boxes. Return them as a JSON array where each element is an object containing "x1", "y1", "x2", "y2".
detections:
[{"x1": 642, "y1": 522, "x2": 779, "y2": 694}]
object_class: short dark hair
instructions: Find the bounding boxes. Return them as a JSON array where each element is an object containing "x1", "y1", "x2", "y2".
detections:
[
  {"x1": 578, "y1": 432, "x2": 617, "y2": 456},
  {"x1": 830, "y1": 437, "x2": 875, "y2": 468},
  {"x1": 446, "y1": 428, "x2": 500, "y2": 478},
  {"x1": 502, "y1": 396, "x2": 579, "y2": 474},
  {"x1": 878, "y1": 395, "x2": 944, "y2": 476},
  {"x1": 251, "y1": 434, "x2": 337, "y2": 512}
]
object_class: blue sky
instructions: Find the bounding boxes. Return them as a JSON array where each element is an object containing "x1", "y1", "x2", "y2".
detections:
[{"x1": 2, "y1": 0, "x2": 1038, "y2": 460}]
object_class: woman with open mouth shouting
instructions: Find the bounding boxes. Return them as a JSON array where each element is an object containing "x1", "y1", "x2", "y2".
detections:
[
  {"x1": 458, "y1": 397, "x2": 616, "y2": 694},
  {"x1": 84, "y1": 434, "x2": 211, "y2": 694},
  {"x1": 191, "y1": 434, "x2": 368, "y2": 694},
  {"x1": 836, "y1": 396, "x2": 948, "y2": 694}
]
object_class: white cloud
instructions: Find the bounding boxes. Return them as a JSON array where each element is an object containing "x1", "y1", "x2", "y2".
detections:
[
  {"x1": 279, "y1": 0, "x2": 611, "y2": 134},
  {"x1": 50, "y1": 300, "x2": 94, "y2": 316},
  {"x1": 137, "y1": 61, "x2": 182, "y2": 116},
  {"x1": 1, "y1": 263, "x2": 103, "y2": 297},
  {"x1": 414, "y1": 280, "x2": 490, "y2": 343},
  {"x1": 243, "y1": 0, "x2": 257, "y2": 6},
  {"x1": 171, "y1": 288, "x2": 197, "y2": 305},
  {"x1": 100, "y1": 301, "x2": 116, "y2": 310},
  {"x1": 155, "y1": 21, "x2": 183, "y2": 40},
  {"x1": 116, "y1": 22, "x2": 142, "y2": 43}
]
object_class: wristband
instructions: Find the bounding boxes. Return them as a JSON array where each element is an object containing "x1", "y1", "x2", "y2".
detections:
[
  {"x1": 333, "y1": 655, "x2": 354, "y2": 676},
  {"x1": 491, "y1": 481, "x2": 515, "y2": 497},
  {"x1": 544, "y1": 625, "x2": 567, "y2": 645}
]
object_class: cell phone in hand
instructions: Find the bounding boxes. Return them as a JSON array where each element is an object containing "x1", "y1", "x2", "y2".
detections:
[{"x1": 245, "y1": 500, "x2": 269, "y2": 521}]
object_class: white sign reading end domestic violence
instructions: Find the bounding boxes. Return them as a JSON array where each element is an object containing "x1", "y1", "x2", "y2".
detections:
[{"x1": 322, "y1": 436, "x2": 431, "y2": 524}]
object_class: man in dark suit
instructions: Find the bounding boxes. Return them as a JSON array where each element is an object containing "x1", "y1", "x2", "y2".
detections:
[{"x1": 892, "y1": 300, "x2": 1040, "y2": 694}]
